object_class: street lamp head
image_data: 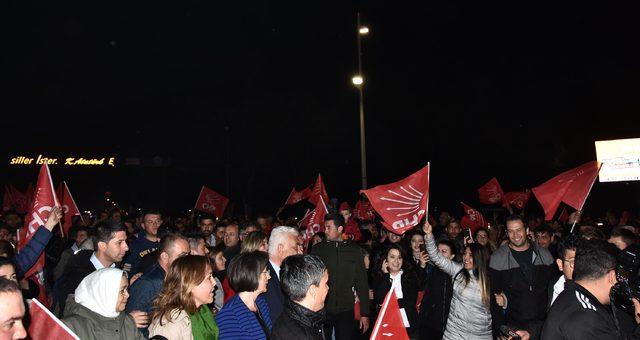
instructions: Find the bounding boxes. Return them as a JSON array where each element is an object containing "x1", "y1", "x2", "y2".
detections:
[
  {"x1": 359, "y1": 26, "x2": 370, "y2": 35},
  {"x1": 352, "y1": 75, "x2": 364, "y2": 86}
]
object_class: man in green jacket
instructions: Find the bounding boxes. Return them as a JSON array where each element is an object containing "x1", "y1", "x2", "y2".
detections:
[{"x1": 311, "y1": 213, "x2": 370, "y2": 340}]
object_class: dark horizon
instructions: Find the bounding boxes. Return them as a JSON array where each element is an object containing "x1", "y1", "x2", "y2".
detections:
[{"x1": 3, "y1": 2, "x2": 640, "y2": 218}]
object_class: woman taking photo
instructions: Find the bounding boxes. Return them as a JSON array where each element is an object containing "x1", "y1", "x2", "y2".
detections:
[
  {"x1": 216, "y1": 251, "x2": 272, "y2": 340},
  {"x1": 422, "y1": 222, "x2": 492, "y2": 340},
  {"x1": 372, "y1": 243, "x2": 423, "y2": 338},
  {"x1": 63, "y1": 268, "x2": 143, "y2": 339},
  {"x1": 149, "y1": 255, "x2": 218, "y2": 340}
]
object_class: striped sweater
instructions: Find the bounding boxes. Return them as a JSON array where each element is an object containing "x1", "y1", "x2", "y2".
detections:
[{"x1": 216, "y1": 294, "x2": 272, "y2": 340}]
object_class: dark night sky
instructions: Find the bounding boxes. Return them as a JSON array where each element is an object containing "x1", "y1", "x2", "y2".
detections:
[{"x1": 2, "y1": 2, "x2": 640, "y2": 217}]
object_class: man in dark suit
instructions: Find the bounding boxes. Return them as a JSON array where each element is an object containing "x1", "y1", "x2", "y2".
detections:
[{"x1": 264, "y1": 226, "x2": 303, "y2": 324}]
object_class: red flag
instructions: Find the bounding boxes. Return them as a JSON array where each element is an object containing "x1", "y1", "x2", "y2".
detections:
[
  {"x1": 532, "y1": 161, "x2": 601, "y2": 220},
  {"x1": 460, "y1": 202, "x2": 488, "y2": 233},
  {"x1": 25, "y1": 183, "x2": 35, "y2": 211},
  {"x1": 558, "y1": 207, "x2": 569, "y2": 224},
  {"x1": 370, "y1": 289, "x2": 409, "y2": 340},
  {"x1": 308, "y1": 174, "x2": 329, "y2": 205},
  {"x1": 477, "y1": 177, "x2": 505, "y2": 205},
  {"x1": 194, "y1": 186, "x2": 229, "y2": 218},
  {"x1": 10, "y1": 185, "x2": 29, "y2": 214},
  {"x1": 58, "y1": 182, "x2": 82, "y2": 237},
  {"x1": 28, "y1": 298, "x2": 79, "y2": 340},
  {"x1": 354, "y1": 199, "x2": 375, "y2": 221},
  {"x1": 299, "y1": 196, "x2": 328, "y2": 241},
  {"x1": 20, "y1": 164, "x2": 59, "y2": 279},
  {"x1": 3, "y1": 186, "x2": 14, "y2": 211},
  {"x1": 284, "y1": 186, "x2": 312, "y2": 206},
  {"x1": 503, "y1": 191, "x2": 531, "y2": 210},
  {"x1": 361, "y1": 164, "x2": 430, "y2": 235}
]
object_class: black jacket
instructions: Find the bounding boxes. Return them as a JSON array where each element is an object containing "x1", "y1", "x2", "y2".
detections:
[
  {"x1": 541, "y1": 281, "x2": 640, "y2": 340},
  {"x1": 271, "y1": 299, "x2": 326, "y2": 340},
  {"x1": 264, "y1": 262, "x2": 285, "y2": 325},
  {"x1": 56, "y1": 250, "x2": 96, "y2": 315},
  {"x1": 373, "y1": 268, "x2": 422, "y2": 334},
  {"x1": 489, "y1": 243, "x2": 555, "y2": 337},
  {"x1": 418, "y1": 264, "x2": 453, "y2": 333},
  {"x1": 311, "y1": 240, "x2": 370, "y2": 315}
]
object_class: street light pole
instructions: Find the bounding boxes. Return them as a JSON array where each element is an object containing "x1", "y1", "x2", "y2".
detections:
[{"x1": 355, "y1": 12, "x2": 368, "y2": 190}]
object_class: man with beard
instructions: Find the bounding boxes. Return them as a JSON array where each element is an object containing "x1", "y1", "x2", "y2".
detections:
[{"x1": 490, "y1": 215, "x2": 555, "y2": 340}]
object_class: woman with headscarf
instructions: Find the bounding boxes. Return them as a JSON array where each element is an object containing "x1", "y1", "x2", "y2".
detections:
[{"x1": 62, "y1": 268, "x2": 143, "y2": 340}]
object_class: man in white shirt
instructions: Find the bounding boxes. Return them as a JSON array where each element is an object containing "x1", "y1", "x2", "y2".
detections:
[{"x1": 550, "y1": 233, "x2": 581, "y2": 306}]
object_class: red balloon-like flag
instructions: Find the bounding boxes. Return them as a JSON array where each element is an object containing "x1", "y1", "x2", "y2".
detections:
[
  {"x1": 194, "y1": 186, "x2": 229, "y2": 218},
  {"x1": 361, "y1": 164, "x2": 430, "y2": 235},
  {"x1": 532, "y1": 161, "x2": 601, "y2": 221},
  {"x1": 477, "y1": 177, "x2": 504, "y2": 205}
]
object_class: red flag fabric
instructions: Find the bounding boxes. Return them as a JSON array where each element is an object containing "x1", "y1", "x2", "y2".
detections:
[
  {"x1": 361, "y1": 164, "x2": 430, "y2": 235},
  {"x1": 477, "y1": 177, "x2": 505, "y2": 205},
  {"x1": 503, "y1": 191, "x2": 531, "y2": 210},
  {"x1": 10, "y1": 185, "x2": 29, "y2": 214},
  {"x1": 308, "y1": 174, "x2": 329, "y2": 205},
  {"x1": 28, "y1": 298, "x2": 79, "y2": 340},
  {"x1": 532, "y1": 161, "x2": 601, "y2": 220},
  {"x1": 25, "y1": 183, "x2": 35, "y2": 211},
  {"x1": 284, "y1": 186, "x2": 312, "y2": 206},
  {"x1": 460, "y1": 202, "x2": 488, "y2": 233},
  {"x1": 59, "y1": 182, "x2": 82, "y2": 236},
  {"x1": 558, "y1": 207, "x2": 569, "y2": 224},
  {"x1": 354, "y1": 199, "x2": 375, "y2": 221},
  {"x1": 20, "y1": 164, "x2": 59, "y2": 279},
  {"x1": 370, "y1": 289, "x2": 409, "y2": 340},
  {"x1": 194, "y1": 186, "x2": 229, "y2": 218},
  {"x1": 2, "y1": 186, "x2": 14, "y2": 211},
  {"x1": 299, "y1": 196, "x2": 328, "y2": 241}
]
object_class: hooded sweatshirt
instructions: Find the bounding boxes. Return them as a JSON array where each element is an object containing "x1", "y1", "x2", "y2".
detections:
[{"x1": 63, "y1": 268, "x2": 143, "y2": 340}]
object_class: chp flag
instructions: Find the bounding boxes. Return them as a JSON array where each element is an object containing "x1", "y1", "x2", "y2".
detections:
[
  {"x1": 477, "y1": 177, "x2": 505, "y2": 205},
  {"x1": 28, "y1": 298, "x2": 79, "y2": 340},
  {"x1": 194, "y1": 186, "x2": 229, "y2": 218},
  {"x1": 20, "y1": 164, "x2": 60, "y2": 279},
  {"x1": 298, "y1": 195, "x2": 328, "y2": 241},
  {"x1": 308, "y1": 174, "x2": 329, "y2": 206},
  {"x1": 56, "y1": 182, "x2": 82, "y2": 237},
  {"x1": 361, "y1": 164, "x2": 430, "y2": 235},
  {"x1": 370, "y1": 287, "x2": 409, "y2": 340},
  {"x1": 460, "y1": 202, "x2": 488, "y2": 233},
  {"x1": 532, "y1": 161, "x2": 601, "y2": 221},
  {"x1": 283, "y1": 186, "x2": 312, "y2": 206},
  {"x1": 503, "y1": 191, "x2": 531, "y2": 210}
]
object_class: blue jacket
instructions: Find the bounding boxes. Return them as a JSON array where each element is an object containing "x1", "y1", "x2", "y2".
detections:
[
  {"x1": 264, "y1": 262, "x2": 284, "y2": 325},
  {"x1": 16, "y1": 227, "x2": 52, "y2": 277},
  {"x1": 123, "y1": 232, "x2": 159, "y2": 275},
  {"x1": 126, "y1": 262, "x2": 165, "y2": 338},
  {"x1": 216, "y1": 294, "x2": 272, "y2": 340},
  {"x1": 126, "y1": 262, "x2": 165, "y2": 314}
]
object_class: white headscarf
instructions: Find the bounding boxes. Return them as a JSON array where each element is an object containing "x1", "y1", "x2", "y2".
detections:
[{"x1": 74, "y1": 268, "x2": 125, "y2": 318}]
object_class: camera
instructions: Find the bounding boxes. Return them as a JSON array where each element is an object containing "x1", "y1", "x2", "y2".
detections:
[{"x1": 611, "y1": 244, "x2": 640, "y2": 313}]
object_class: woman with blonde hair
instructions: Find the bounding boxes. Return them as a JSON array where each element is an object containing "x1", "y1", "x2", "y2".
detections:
[
  {"x1": 149, "y1": 255, "x2": 218, "y2": 340},
  {"x1": 241, "y1": 231, "x2": 269, "y2": 253}
]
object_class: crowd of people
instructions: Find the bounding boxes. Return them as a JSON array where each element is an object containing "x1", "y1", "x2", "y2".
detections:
[{"x1": 1, "y1": 202, "x2": 640, "y2": 339}]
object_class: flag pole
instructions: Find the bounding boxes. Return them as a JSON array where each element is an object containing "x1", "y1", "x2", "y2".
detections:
[{"x1": 570, "y1": 163, "x2": 603, "y2": 233}]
